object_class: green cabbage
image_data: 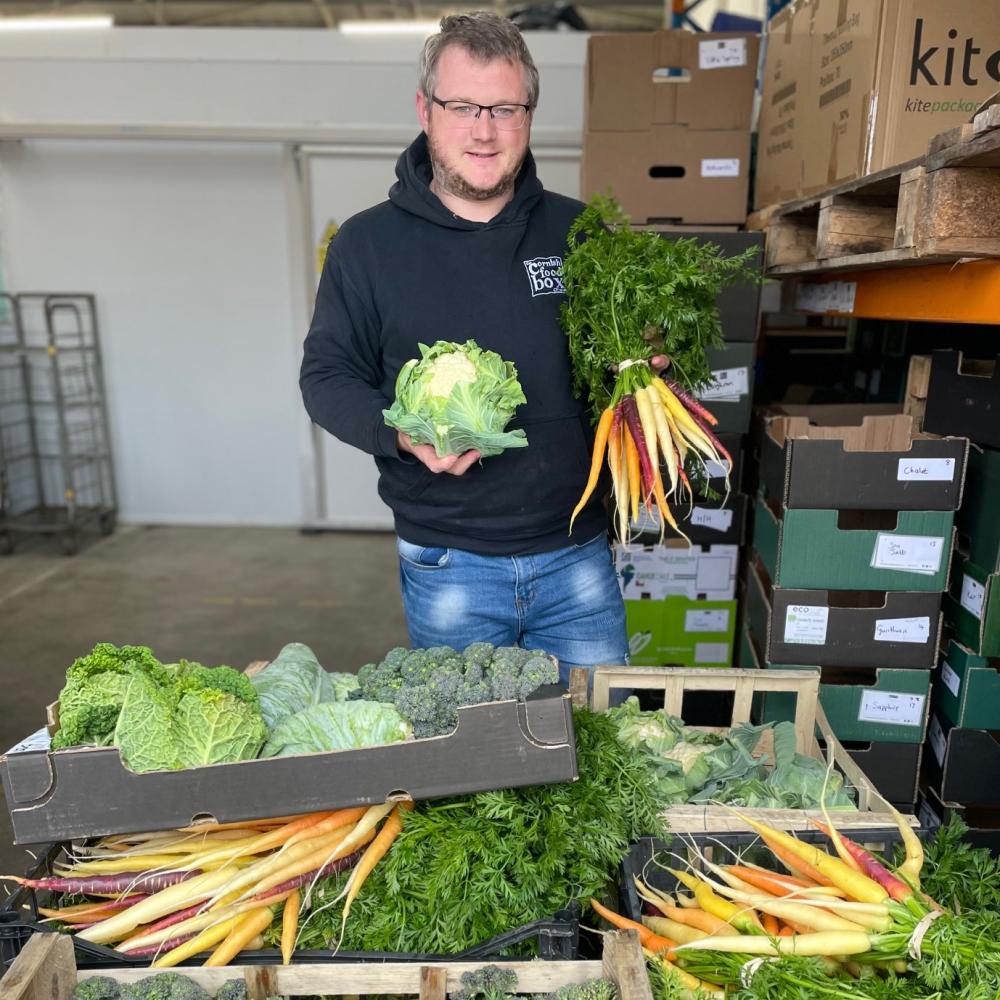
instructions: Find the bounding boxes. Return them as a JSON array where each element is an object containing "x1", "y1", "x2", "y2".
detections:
[
  {"x1": 382, "y1": 340, "x2": 529, "y2": 458},
  {"x1": 260, "y1": 701, "x2": 412, "y2": 757}
]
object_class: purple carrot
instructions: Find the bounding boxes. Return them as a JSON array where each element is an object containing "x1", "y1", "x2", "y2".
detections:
[
  {"x1": 124, "y1": 933, "x2": 195, "y2": 959},
  {"x1": 6, "y1": 869, "x2": 202, "y2": 895},
  {"x1": 137, "y1": 901, "x2": 207, "y2": 937},
  {"x1": 620, "y1": 395, "x2": 655, "y2": 498},
  {"x1": 39, "y1": 894, "x2": 148, "y2": 923},
  {"x1": 251, "y1": 848, "x2": 363, "y2": 901},
  {"x1": 663, "y1": 377, "x2": 721, "y2": 428},
  {"x1": 663, "y1": 379, "x2": 733, "y2": 466}
]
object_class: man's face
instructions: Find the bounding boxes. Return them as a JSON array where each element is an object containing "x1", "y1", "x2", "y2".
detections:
[{"x1": 417, "y1": 45, "x2": 532, "y2": 203}]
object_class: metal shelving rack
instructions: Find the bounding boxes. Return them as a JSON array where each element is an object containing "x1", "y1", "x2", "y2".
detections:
[{"x1": 0, "y1": 293, "x2": 118, "y2": 555}]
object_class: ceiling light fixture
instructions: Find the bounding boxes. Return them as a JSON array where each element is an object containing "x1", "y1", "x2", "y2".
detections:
[
  {"x1": 0, "y1": 14, "x2": 113, "y2": 31},
  {"x1": 338, "y1": 19, "x2": 439, "y2": 35}
]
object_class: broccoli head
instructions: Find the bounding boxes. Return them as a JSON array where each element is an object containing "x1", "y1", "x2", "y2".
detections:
[
  {"x1": 394, "y1": 683, "x2": 441, "y2": 725},
  {"x1": 453, "y1": 964, "x2": 519, "y2": 1000},
  {"x1": 357, "y1": 658, "x2": 404, "y2": 702},
  {"x1": 72, "y1": 977, "x2": 121, "y2": 1000},
  {"x1": 462, "y1": 641, "x2": 495, "y2": 672},
  {"x1": 400, "y1": 649, "x2": 434, "y2": 684},
  {"x1": 517, "y1": 655, "x2": 559, "y2": 699},
  {"x1": 213, "y1": 982, "x2": 248, "y2": 1000},
  {"x1": 547, "y1": 980, "x2": 617, "y2": 1000},
  {"x1": 457, "y1": 678, "x2": 493, "y2": 708},
  {"x1": 424, "y1": 644, "x2": 459, "y2": 663},
  {"x1": 119, "y1": 972, "x2": 210, "y2": 1000}
]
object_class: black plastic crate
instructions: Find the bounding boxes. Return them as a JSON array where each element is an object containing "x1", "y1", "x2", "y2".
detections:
[
  {"x1": 619, "y1": 829, "x2": 912, "y2": 922},
  {"x1": 2, "y1": 844, "x2": 579, "y2": 973}
]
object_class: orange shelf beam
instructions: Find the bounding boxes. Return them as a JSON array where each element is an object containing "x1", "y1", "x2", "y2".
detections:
[{"x1": 790, "y1": 259, "x2": 1000, "y2": 324}]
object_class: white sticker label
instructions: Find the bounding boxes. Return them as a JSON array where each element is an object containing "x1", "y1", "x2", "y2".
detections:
[
  {"x1": 704, "y1": 459, "x2": 729, "y2": 479},
  {"x1": 686, "y1": 609, "x2": 730, "y2": 633},
  {"x1": 6, "y1": 726, "x2": 51, "y2": 755},
  {"x1": 929, "y1": 714, "x2": 947, "y2": 766},
  {"x1": 698, "y1": 37, "x2": 748, "y2": 69},
  {"x1": 897, "y1": 458, "x2": 956, "y2": 482},
  {"x1": 873, "y1": 616, "x2": 931, "y2": 644},
  {"x1": 695, "y1": 641, "x2": 730, "y2": 663},
  {"x1": 960, "y1": 574, "x2": 986, "y2": 619},
  {"x1": 783, "y1": 604, "x2": 829, "y2": 645},
  {"x1": 871, "y1": 534, "x2": 945, "y2": 576},
  {"x1": 941, "y1": 659, "x2": 961, "y2": 699},
  {"x1": 698, "y1": 366, "x2": 750, "y2": 401},
  {"x1": 701, "y1": 157, "x2": 741, "y2": 178},
  {"x1": 691, "y1": 507, "x2": 734, "y2": 532},
  {"x1": 794, "y1": 280, "x2": 857, "y2": 314},
  {"x1": 858, "y1": 690, "x2": 926, "y2": 728}
]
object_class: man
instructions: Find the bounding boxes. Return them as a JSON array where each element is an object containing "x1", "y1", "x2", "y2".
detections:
[{"x1": 301, "y1": 12, "x2": 639, "y2": 685}]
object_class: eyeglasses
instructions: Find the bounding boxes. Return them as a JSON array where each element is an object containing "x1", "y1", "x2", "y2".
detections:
[{"x1": 431, "y1": 95, "x2": 531, "y2": 131}]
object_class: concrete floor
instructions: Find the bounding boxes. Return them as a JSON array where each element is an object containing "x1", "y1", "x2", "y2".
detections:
[{"x1": 0, "y1": 525, "x2": 408, "y2": 884}]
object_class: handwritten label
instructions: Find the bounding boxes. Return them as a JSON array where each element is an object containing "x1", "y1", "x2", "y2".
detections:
[
  {"x1": 685, "y1": 609, "x2": 730, "y2": 633},
  {"x1": 6, "y1": 726, "x2": 51, "y2": 755},
  {"x1": 698, "y1": 366, "x2": 749, "y2": 401},
  {"x1": 691, "y1": 507, "x2": 734, "y2": 532},
  {"x1": 701, "y1": 158, "x2": 741, "y2": 178},
  {"x1": 929, "y1": 714, "x2": 947, "y2": 767},
  {"x1": 941, "y1": 659, "x2": 961, "y2": 699},
  {"x1": 858, "y1": 690, "x2": 926, "y2": 728},
  {"x1": 873, "y1": 616, "x2": 930, "y2": 644},
  {"x1": 870, "y1": 534, "x2": 945, "y2": 576},
  {"x1": 897, "y1": 458, "x2": 955, "y2": 482},
  {"x1": 695, "y1": 642, "x2": 730, "y2": 663},
  {"x1": 794, "y1": 280, "x2": 857, "y2": 314},
  {"x1": 699, "y1": 37, "x2": 747, "y2": 69},
  {"x1": 783, "y1": 605, "x2": 829, "y2": 645},
  {"x1": 960, "y1": 574, "x2": 986, "y2": 619}
]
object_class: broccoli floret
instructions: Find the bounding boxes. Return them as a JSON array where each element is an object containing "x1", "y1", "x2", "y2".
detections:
[
  {"x1": 453, "y1": 965, "x2": 519, "y2": 1000},
  {"x1": 487, "y1": 657, "x2": 522, "y2": 701},
  {"x1": 517, "y1": 654, "x2": 559, "y2": 699},
  {"x1": 119, "y1": 972, "x2": 210, "y2": 1000},
  {"x1": 547, "y1": 980, "x2": 617, "y2": 1000},
  {"x1": 424, "y1": 644, "x2": 459, "y2": 662},
  {"x1": 463, "y1": 641, "x2": 495, "y2": 672},
  {"x1": 458, "y1": 678, "x2": 493, "y2": 708},
  {"x1": 72, "y1": 977, "x2": 121, "y2": 1000},
  {"x1": 400, "y1": 649, "x2": 434, "y2": 684},
  {"x1": 383, "y1": 646, "x2": 411, "y2": 669},
  {"x1": 412, "y1": 720, "x2": 440, "y2": 739},
  {"x1": 357, "y1": 658, "x2": 404, "y2": 702},
  {"x1": 213, "y1": 983, "x2": 248, "y2": 1000}
]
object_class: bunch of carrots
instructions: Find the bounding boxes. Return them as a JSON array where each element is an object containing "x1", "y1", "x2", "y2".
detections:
[
  {"x1": 588, "y1": 803, "x2": 992, "y2": 997},
  {"x1": 2, "y1": 802, "x2": 407, "y2": 968},
  {"x1": 569, "y1": 363, "x2": 731, "y2": 544}
]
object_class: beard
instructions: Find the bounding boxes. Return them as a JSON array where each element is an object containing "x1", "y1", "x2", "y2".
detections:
[{"x1": 426, "y1": 129, "x2": 526, "y2": 202}]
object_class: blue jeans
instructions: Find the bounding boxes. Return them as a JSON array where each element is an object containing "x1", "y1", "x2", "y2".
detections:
[{"x1": 397, "y1": 533, "x2": 628, "y2": 686}]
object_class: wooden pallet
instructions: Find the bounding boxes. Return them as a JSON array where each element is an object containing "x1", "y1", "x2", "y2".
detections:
[
  {"x1": 754, "y1": 104, "x2": 1000, "y2": 277},
  {"x1": 0, "y1": 930, "x2": 651, "y2": 1000},
  {"x1": 588, "y1": 666, "x2": 915, "y2": 834}
]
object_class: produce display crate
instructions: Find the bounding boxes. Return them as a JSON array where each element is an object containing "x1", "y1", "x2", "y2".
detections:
[
  {"x1": 0, "y1": 844, "x2": 580, "y2": 975},
  {"x1": 0, "y1": 685, "x2": 577, "y2": 846},
  {"x1": 590, "y1": 666, "x2": 916, "y2": 832},
  {"x1": 0, "y1": 927, "x2": 655, "y2": 1000}
]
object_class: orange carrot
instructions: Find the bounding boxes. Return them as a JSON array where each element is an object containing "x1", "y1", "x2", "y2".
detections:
[
  {"x1": 726, "y1": 866, "x2": 845, "y2": 898},
  {"x1": 765, "y1": 840, "x2": 838, "y2": 888},
  {"x1": 656, "y1": 904, "x2": 731, "y2": 936},
  {"x1": 762, "y1": 912, "x2": 780, "y2": 937},
  {"x1": 280, "y1": 889, "x2": 300, "y2": 966},
  {"x1": 571, "y1": 406, "x2": 615, "y2": 531},
  {"x1": 590, "y1": 898, "x2": 676, "y2": 957},
  {"x1": 778, "y1": 924, "x2": 795, "y2": 937},
  {"x1": 624, "y1": 427, "x2": 641, "y2": 523},
  {"x1": 279, "y1": 807, "x2": 367, "y2": 852},
  {"x1": 204, "y1": 905, "x2": 276, "y2": 966}
]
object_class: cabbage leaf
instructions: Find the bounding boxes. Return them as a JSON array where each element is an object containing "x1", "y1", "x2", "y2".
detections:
[{"x1": 261, "y1": 701, "x2": 412, "y2": 757}]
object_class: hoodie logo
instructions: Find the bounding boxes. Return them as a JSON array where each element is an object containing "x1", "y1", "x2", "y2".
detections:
[{"x1": 523, "y1": 256, "x2": 565, "y2": 297}]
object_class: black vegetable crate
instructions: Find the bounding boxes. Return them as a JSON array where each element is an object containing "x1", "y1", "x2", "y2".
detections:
[
  {"x1": 618, "y1": 829, "x2": 913, "y2": 923},
  {"x1": 0, "y1": 844, "x2": 580, "y2": 975},
  {"x1": 0, "y1": 687, "x2": 577, "y2": 845},
  {"x1": 923, "y1": 350, "x2": 1000, "y2": 449},
  {"x1": 917, "y1": 784, "x2": 1000, "y2": 857}
]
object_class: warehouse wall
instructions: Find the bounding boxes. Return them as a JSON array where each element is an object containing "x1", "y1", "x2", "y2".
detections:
[{"x1": 0, "y1": 30, "x2": 588, "y2": 525}]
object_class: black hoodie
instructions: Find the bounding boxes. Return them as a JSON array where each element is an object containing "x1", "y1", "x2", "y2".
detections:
[{"x1": 300, "y1": 133, "x2": 606, "y2": 555}]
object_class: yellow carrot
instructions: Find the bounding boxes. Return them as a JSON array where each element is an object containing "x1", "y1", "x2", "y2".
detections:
[
  {"x1": 281, "y1": 890, "x2": 300, "y2": 966},
  {"x1": 570, "y1": 405, "x2": 615, "y2": 531},
  {"x1": 888, "y1": 802, "x2": 924, "y2": 889},
  {"x1": 278, "y1": 807, "x2": 368, "y2": 853},
  {"x1": 675, "y1": 931, "x2": 873, "y2": 957},
  {"x1": 643, "y1": 915, "x2": 708, "y2": 945},
  {"x1": 657, "y1": 904, "x2": 731, "y2": 935},
  {"x1": 607, "y1": 419, "x2": 626, "y2": 545},
  {"x1": 151, "y1": 914, "x2": 242, "y2": 968},
  {"x1": 645, "y1": 951, "x2": 724, "y2": 996},
  {"x1": 644, "y1": 385, "x2": 677, "y2": 497},
  {"x1": 633, "y1": 386, "x2": 661, "y2": 490},
  {"x1": 204, "y1": 905, "x2": 276, "y2": 966}
]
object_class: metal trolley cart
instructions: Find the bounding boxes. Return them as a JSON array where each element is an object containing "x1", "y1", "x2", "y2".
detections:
[{"x1": 0, "y1": 293, "x2": 117, "y2": 555}]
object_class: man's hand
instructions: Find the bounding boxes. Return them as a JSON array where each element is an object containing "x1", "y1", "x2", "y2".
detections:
[
  {"x1": 651, "y1": 355, "x2": 670, "y2": 373},
  {"x1": 397, "y1": 431, "x2": 481, "y2": 476}
]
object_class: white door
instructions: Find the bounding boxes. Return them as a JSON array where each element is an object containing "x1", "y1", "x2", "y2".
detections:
[{"x1": 300, "y1": 143, "x2": 580, "y2": 529}]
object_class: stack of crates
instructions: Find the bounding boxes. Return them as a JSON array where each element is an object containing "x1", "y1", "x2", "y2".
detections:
[
  {"x1": 614, "y1": 232, "x2": 762, "y2": 669},
  {"x1": 740, "y1": 404, "x2": 967, "y2": 810}
]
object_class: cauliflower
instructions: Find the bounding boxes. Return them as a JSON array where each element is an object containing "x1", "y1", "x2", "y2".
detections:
[{"x1": 426, "y1": 350, "x2": 477, "y2": 396}]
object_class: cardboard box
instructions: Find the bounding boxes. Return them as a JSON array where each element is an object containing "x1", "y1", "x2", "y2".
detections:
[
  {"x1": 696, "y1": 341, "x2": 756, "y2": 434},
  {"x1": 585, "y1": 30, "x2": 760, "y2": 133},
  {"x1": 933, "y1": 637, "x2": 1000, "y2": 730},
  {"x1": 0, "y1": 691, "x2": 577, "y2": 844},
  {"x1": 957, "y1": 445, "x2": 1000, "y2": 572},
  {"x1": 629, "y1": 492, "x2": 748, "y2": 547},
  {"x1": 918, "y1": 783, "x2": 1000, "y2": 854},
  {"x1": 754, "y1": 3, "x2": 812, "y2": 208},
  {"x1": 923, "y1": 350, "x2": 1000, "y2": 449},
  {"x1": 943, "y1": 554, "x2": 1000, "y2": 657},
  {"x1": 624, "y1": 596, "x2": 737, "y2": 667},
  {"x1": 759, "y1": 409, "x2": 967, "y2": 511},
  {"x1": 580, "y1": 127, "x2": 752, "y2": 226},
  {"x1": 747, "y1": 551, "x2": 942, "y2": 670},
  {"x1": 841, "y1": 740, "x2": 922, "y2": 805},
  {"x1": 615, "y1": 540, "x2": 739, "y2": 602},
  {"x1": 925, "y1": 710, "x2": 1000, "y2": 806},
  {"x1": 754, "y1": 492, "x2": 955, "y2": 593},
  {"x1": 758, "y1": 0, "x2": 1000, "y2": 199}
]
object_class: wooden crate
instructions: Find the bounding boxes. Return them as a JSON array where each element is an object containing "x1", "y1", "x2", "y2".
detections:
[
  {"x1": 0, "y1": 930, "x2": 652, "y2": 1000},
  {"x1": 588, "y1": 666, "x2": 915, "y2": 834}
]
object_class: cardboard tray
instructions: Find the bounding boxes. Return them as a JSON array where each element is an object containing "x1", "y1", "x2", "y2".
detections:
[
  {"x1": 0, "y1": 687, "x2": 577, "y2": 845},
  {"x1": 924, "y1": 350, "x2": 1000, "y2": 449},
  {"x1": 925, "y1": 709, "x2": 1000, "y2": 807},
  {"x1": 759, "y1": 409, "x2": 968, "y2": 511},
  {"x1": 589, "y1": 666, "x2": 916, "y2": 833}
]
